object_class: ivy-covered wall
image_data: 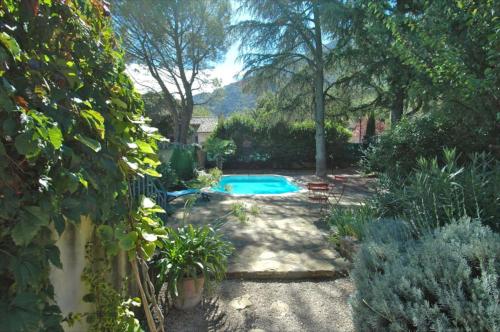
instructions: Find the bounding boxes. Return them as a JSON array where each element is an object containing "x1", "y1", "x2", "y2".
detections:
[{"x1": 0, "y1": 1, "x2": 167, "y2": 331}]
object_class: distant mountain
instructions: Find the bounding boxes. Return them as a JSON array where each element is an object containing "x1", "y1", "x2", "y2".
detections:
[{"x1": 193, "y1": 80, "x2": 257, "y2": 116}]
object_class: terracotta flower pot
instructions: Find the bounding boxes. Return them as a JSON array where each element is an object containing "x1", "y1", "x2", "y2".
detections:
[{"x1": 173, "y1": 276, "x2": 205, "y2": 310}]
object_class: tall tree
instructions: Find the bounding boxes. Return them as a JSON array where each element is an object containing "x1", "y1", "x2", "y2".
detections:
[
  {"x1": 322, "y1": 0, "x2": 425, "y2": 125},
  {"x1": 236, "y1": 0, "x2": 330, "y2": 177},
  {"x1": 112, "y1": 0, "x2": 231, "y2": 143}
]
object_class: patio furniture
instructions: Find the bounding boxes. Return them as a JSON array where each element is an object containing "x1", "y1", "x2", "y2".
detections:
[
  {"x1": 162, "y1": 188, "x2": 210, "y2": 203},
  {"x1": 129, "y1": 176, "x2": 210, "y2": 222},
  {"x1": 307, "y1": 176, "x2": 347, "y2": 212}
]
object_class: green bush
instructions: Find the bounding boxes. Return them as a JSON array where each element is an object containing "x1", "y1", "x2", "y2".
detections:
[
  {"x1": 362, "y1": 112, "x2": 496, "y2": 177},
  {"x1": 327, "y1": 204, "x2": 377, "y2": 244},
  {"x1": 169, "y1": 146, "x2": 196, "y2": 180},
  {"x1": 153, "y1": 224, "x2": 234, "y2": 297},
  {"x1": 352, "y1": 218, "x2": 500, "y2": 331},
  {"x1": 157, "y1": 162, "x2": 180, "y2": 190},
  {"x1": 187, "y1": 168, "x2": 223, "y2": 189},
  {"x1": 0, "y1": 1, "x2": 163, "y2": 330},
  {"x1": 213, "y1": 115, "x2": 352, "y2": 168},
  {"x1": 203, "y1": 137, "x2": 236, "y2": 169},
  {"x1": 374, "y1": 149, "x2": 499, "y2": 232}
]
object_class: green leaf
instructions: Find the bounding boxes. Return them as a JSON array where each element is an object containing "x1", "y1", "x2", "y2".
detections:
[
  {"x1": 0, "y1": 32, "x2": 21, "y2": 57},
  {"x1": 15, "y1": 133, "x2": 39, "y2": 156},
  {"x1": 107, "y1": 242, "x2": 120, "y2": 257},
  {"x1": 142, "y1": 242, "x2": 156, "y2": 260},
  {"x1": 141, "y1": 196, "x2": 156, "y2": 209},
  {"x1": 1, "y1": 292, "x2": 41, "y2": 331},
  {"x1": 74, "y1": 134, "x2": 101, "y2": 152},
  {"x1": 97, "y1": 225, "x2": 114, "y2": 241},
  {"x1": 9, "y1": 251, "x2": 43, "y2": 289},
  {"x1": 53, "y1": 215, "x2": 66, "y2": 236},
  {"x1": 46, "y1": 245, "x2": 62, "y2": 269},
  {"x1": 111, "y1": 97, "x2": 127, "y2": 109},
  {"x1": 10, "y1": 206, "x2": 50, "y2": 246},
  {"x1": 136, "y1": 140, "x2": 155, "y2": 154},
  {"x1": 81, "y1": 109, "x2": 105, "y2": 139},
  {"x1": 142, "y1": 168, "x2": 161, "y2": 177},
  {"x1": 119, "y1": 231, "x2": 138, "y2": 251},
  {"x1": 82, "y1": 293, "x2": 96, "y2": 303},
  {"x1": 24, "y1": 206, "x2": 50, "y2": 225},
  {"x1": 141, "y1": 231, "x2": 157, "y2": 242},
  {"x1": 142, "y1": 216, "x2": 159, "y2": 227},
  {"x1": 48, "y1": 126, "x2": 63, "y2": 149}
]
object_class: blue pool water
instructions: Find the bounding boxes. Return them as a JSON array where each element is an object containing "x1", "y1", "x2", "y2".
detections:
[{"x1": 212, "y1": 175, "x2": 300, "y2": 195}]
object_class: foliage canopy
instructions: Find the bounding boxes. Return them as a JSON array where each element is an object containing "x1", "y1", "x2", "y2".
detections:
[{"x1": 0, "y1": 1, "x2": 165, "y2": 330}]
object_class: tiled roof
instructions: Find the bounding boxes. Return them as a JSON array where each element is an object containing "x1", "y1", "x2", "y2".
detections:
[{"x1": 190, "y1": 116, "x2": 218, "y2": 133}]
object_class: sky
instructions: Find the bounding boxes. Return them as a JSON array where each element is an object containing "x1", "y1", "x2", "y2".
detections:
[
  {"x1": 125, "y1": 42, "x2": 243, "y2": 95},
  {"x1": 125, "y1": 1, "x2": 247, "y2": 95}
]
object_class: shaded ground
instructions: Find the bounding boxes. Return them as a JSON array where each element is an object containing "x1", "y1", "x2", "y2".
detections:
[
  {"x1": 165, "y1": 278, "x2": 355, "y2": 332},
  {"x1": 170, "y1": 169, "x2": 374, "y2": 278}
]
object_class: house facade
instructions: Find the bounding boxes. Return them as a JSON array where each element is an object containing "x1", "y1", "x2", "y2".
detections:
[{"x1": 189, "y1": 116, "x2": 218, "y2": 144}]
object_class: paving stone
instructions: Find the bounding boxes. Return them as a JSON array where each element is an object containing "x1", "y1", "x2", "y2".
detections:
[
  {"x1": 172, "y1": 172, "x2": 373, "y2": 279},
  {"x1": 229, "y1": 294, "x2": 252, "y2": 310}
]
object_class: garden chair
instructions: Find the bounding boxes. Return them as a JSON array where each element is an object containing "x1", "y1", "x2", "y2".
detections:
[{"x1": 307, "y1": 176, "x2": 347, "y2": 212}]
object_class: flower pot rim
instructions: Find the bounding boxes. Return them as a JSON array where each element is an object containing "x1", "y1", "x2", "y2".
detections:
[{"x1": 179, "y1": 275, "x2": 205, "y2": 282}]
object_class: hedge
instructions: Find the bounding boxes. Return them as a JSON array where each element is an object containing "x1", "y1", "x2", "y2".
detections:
[{"x1": 212, "y1": 115, "x2": 354, "y2": 168}]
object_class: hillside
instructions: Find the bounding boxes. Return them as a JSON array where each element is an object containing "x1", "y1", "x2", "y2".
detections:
[{"x1": 193, "y1": 80, "x2": 257, "y2": 116}]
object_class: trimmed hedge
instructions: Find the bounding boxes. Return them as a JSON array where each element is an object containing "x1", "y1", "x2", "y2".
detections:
[{"x1": 212, "y1": 115, "x2": 353, "y2": 168}]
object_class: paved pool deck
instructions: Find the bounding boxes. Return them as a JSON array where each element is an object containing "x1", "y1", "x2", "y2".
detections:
[{"x1": 170, "y1": 169, "x2": 375, "y2": 279}]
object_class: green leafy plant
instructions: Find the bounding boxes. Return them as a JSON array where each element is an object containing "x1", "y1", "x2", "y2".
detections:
[
  {"x1": 212, "y1": 115, "x2": 352, "y2": 168},
  {"x1": 153, "y1": 224, "x2": 234, "y2": 298},
  {"x1": 327, "y1": 204, "x2": 377, "y2": 244},
  {"x1": 352, "y1": 218, "x2": 500, "y2": 331},
  {"x1": 374, "y1": 149, "x2": 499, "y2": 232},
  {"x1": 81, "y1": 242, "x2": 143, "y2": 332},
  {"x1": 361, "y1": 112, "x2": 495, "y2": 178},
  {"x1": 157, "y1": 162, "x2": 180, "y2": 190},
  {"x1": 0, "y1": 2, "x2": 166, "y2": 331},
  {"x1": 188, "y1": 168, "x2": 223, "y2": 189},
  {"x1": 169, "y1": 145, "x2": 196, "y2": 180},
  {"x1": 203, "y1": 137, "x2": 236, "y2": 169}
]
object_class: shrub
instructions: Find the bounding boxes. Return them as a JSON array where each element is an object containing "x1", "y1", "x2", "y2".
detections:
[
  {"x1": 362, "y1": 112, "x2": 496, "y2": 177},
  {"x1": 0, "y1": 1, "x2": 163, "y2": 330},
  {"x1": 157, "y1": 162, "x2": 180, "y2": 190},
  {"x1": 352, "y1": 218, "x2": 500, "y2": 332},
  {"x1": 169, "y1": 146, "x2": 196, "y2": 180},
  {"x1": 213, "y1": 115, "x2": 352, "y2": 168},
  {"x1": 374, "y1": 149, "x2": 499, "y2": 232},
  {"x1": 187, "y1": 168, "x2": 223, "y2": 189},
  {"x1": 327, "y1": 204, "x2": 377, "y2": 244},
  {"x1": 203, "y1": 137, "x2": 236, "y2": 169}
]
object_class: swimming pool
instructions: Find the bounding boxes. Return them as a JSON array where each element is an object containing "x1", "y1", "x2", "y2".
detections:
[{"x1": 211, "y1": 175, "x2": 301, "y2": 195}]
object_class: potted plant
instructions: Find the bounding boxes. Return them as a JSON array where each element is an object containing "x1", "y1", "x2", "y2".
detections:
[{"x1": 154, "y1": 224, "x2": 234, "y2": 309}]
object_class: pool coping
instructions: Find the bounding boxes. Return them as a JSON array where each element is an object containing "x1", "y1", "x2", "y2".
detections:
[{"x1": 205, "y1": 174, "x2": 308, "y2": 197}]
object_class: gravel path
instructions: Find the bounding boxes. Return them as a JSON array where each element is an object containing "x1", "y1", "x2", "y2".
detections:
[{"x1": 164, "y1": 278, "x2": 354, "y2": 332}]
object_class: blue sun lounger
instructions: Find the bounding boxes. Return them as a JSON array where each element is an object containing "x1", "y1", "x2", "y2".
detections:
[{"x1": 164, "y1": 189, "x2": 210, "y2": 203}]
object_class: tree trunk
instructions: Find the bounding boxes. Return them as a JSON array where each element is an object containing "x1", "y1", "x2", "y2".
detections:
[
  {"x1": 312, "y1": 1, "x2": 327, "y2": 178},
  {"x1": 177, "y1": 102, "x2": 193, "y2": 144},
  {"x1": 391, "y1": 84, "x2": 405, "y2": 125}
]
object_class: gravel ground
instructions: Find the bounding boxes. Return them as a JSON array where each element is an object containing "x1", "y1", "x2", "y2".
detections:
[{"x1": 164, "y1": 278, "x2": 354, "y2": 332}]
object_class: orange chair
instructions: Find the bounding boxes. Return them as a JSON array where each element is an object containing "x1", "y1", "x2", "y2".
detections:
[{"x1": 307, "y1": 176, "x2": 347, "y2": 212}]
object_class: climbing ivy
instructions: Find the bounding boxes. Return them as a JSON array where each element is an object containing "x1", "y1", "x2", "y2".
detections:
[{"x1": 0, "y1": 1, "x2": 166, "y2": 331}]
